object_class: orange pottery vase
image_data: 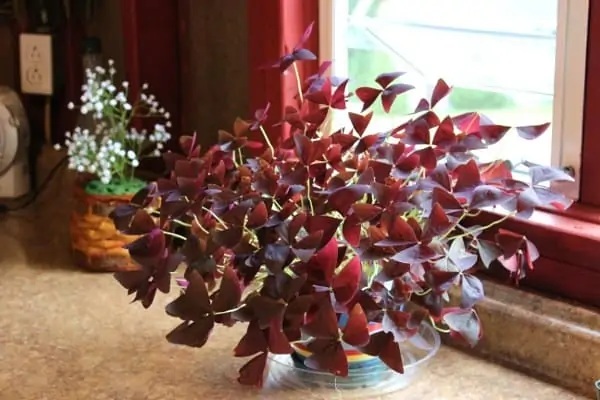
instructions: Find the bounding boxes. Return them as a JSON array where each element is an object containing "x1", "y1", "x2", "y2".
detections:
[{"x1": 69, "y1": 175, "x2": 141, "y2": 272}]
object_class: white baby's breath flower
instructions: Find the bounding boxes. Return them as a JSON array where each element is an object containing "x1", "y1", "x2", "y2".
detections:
[
  {"x1": 64, "y1": 60, "x2": 170, "y2": 183},
  {"x1": 53, "y1": 143, "x2": 61, "y2": 150},
  {"x1": 67, "y1": 102, "x2": 74, "y2": 110}
]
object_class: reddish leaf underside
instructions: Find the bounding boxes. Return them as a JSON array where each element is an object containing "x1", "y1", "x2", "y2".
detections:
[
  {"x1": 237, "y1": 352, "x2": 269, "y2": 387},
  {"x1": 305, "y1": 339, "x2": 349, "y2": 377},
  {"x1": 442, "y1": 308, "x2": 482, "y2": 347},
  {"x1": 234, "y1": 320, "x2": 268, "y2": 357},
  {"x1": 341, "y1": 303, "x2": 370, "y2": 347},
  {"x1": 302, "y1": 297, "x2": 339, "y2": 339},
  {"x1": 332, "y1": 255, "x2": 362, "y2": 305},
  {"x1": 212, "y1": 266, "x2": 243, "y2": 324},
  {"x1": 360, "y1": 331, "x2": 404, "y2": 373}
]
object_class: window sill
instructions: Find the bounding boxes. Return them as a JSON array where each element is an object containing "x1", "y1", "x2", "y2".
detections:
[
  {"x1": 468, "y1": 205, "x2": 600, "y2": 307},
  {"x1": 447, "y1": 279, "x2": 600, "y2": 398}
]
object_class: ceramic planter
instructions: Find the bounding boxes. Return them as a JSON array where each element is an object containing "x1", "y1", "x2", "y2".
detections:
[{"x1": 69, "y1": 176, "x2": 145, "y2": 272}]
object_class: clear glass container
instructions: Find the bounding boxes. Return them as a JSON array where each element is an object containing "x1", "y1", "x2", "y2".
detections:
[{"x1": 265, "y1": 321, "x2": 441, "y2": 398}]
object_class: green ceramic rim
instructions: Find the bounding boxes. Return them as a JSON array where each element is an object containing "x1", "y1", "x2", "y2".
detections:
[{"x1": 84, "y1": 178, "x2": 146, "y2": 196}]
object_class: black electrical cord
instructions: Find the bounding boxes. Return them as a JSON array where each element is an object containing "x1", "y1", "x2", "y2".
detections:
[{"x1": 0, "y1": 155, "x2": 68, "y2": 213}]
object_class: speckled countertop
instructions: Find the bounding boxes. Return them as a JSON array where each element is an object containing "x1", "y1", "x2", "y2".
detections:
[{"x1": 0, "y1": 161, "x2": 588, "y2": 400}]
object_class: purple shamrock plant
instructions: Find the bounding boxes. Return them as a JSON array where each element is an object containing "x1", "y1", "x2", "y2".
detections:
[{"x1": 109, "y1": 22, "x2": 573, "y2": 387}]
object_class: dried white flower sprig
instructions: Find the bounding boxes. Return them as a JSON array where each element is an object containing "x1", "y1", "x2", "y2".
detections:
[{"x1": 56, "y1": 59, "x2": 171, "y2": 184}]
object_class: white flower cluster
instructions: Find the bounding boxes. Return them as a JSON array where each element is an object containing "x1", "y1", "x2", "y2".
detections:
[{"x1": 56, "y1": 59, "x2": 172, "y2": 184}]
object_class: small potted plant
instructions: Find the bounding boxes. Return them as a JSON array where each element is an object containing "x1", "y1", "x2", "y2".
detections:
[
  {"x1": 109, "y1": 23, "x2": 573, "y2": 391},
  {"x1": 57, "y1": 60, "x2": 171, "y2": 272}
]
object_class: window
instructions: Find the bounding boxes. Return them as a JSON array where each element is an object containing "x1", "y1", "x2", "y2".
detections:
[
  {"x1": 247, "y1": 0, "x2": 600, "y2": 306},
  {"x1": 320, "y1": 0, "x2": 589, "y2": 200}
]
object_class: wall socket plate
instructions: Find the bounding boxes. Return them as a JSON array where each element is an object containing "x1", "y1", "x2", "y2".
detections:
[{"x1": 19, "y1": 33, "x2": 54, "y2": 96}]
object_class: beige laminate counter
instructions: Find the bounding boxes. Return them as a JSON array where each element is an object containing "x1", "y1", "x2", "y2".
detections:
[{"x1": 0, "y1": 166, "x2": 588, "y2": 400}]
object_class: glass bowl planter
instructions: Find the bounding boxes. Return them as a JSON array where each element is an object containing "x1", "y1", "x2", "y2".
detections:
[{"x1": 265, "y1": 321, "x2": 440, "y2": 398}]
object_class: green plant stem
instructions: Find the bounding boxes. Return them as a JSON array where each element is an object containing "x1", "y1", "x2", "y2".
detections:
[
  {"x1": 199, "y1": 206, "x2": 257, "y2": 245},
  {"x1": 272, "y1": 198, "x2": 283, "y2": 211},
  {"x1": 172, "y1": 219, "x2": 192, "y2": 228},
  {"x1": 440, "y1": 211, "x2": 468, "y2": 240},
  {"x1": 192, "y1": 214, "x2": 210, "y2": 235},
  {"x1": 202, "y1": 207, "x2": 227, "y2": 227},
  {"x1": 447, "y1": 212, "x2": 516, "y2": 241},
  {"x1": 306, "y1": 179, "x2": 315, "y2": 214},
  {"x1": 258, "y1": 125, "x2": 276, "y2": 157},
  {"x1": 149, "y1": 211, "x2": 192, "y2": 229},
  {"x1": 162, "y1": 230, "x2": 187, "y2": 241},
  {"x1": 231, "y1": 155, "x2": 240, "y2": 168},
  {"x1": 429, "y1": 316, "x2": 451, "y2": 334},
  {"x1": 237, "y1": 149, "x2": 244, "y2": 166},
  {"x1": 414, "y1": 288, "x2": 432, "y2": 296},
  {"x1": 201, "y1": 303, "x2": 247, "y2": 318},
  {"x1": 292, "y1": 63, "x2": 304, "y2": 105}
]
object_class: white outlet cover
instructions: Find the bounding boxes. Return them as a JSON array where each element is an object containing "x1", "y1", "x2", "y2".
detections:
[{"x1": 19, "y1": 33, "x2": 53, "y2": 96}]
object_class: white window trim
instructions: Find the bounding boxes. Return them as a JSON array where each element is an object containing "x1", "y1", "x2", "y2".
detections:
[
  {"x1": 319, "y1": 0, "x2": 589, "y2": 200},
  {"x1": 552, "y1": 0, "x2": 589, "y2": 199}
]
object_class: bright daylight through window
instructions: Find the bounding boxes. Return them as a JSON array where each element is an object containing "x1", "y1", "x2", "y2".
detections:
[{"x1": 320, "y1": 0, "x2": 589, "y2": 199}]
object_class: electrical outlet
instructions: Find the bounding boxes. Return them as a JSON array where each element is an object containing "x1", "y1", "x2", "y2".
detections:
[{"x1": 19, "y1": 33, "x2": 53, "y2": 96}]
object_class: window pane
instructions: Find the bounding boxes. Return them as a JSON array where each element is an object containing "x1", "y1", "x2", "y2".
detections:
[{"x1": 340, "y1": 0, "x2": 558, "y2": 167}]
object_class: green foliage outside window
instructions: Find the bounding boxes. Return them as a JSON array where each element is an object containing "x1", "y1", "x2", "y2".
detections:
[{"x1": 348, "y1": 48, "x2": 412, "y2": 115}]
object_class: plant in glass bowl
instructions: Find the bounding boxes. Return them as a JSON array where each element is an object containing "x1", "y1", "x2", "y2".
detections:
[
  {"x1": 109, "y1": 23, "x2": 573, "y2": 391},
  {"x1": 58, "y1": 60, "x2": 171, "y2": 272}
]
